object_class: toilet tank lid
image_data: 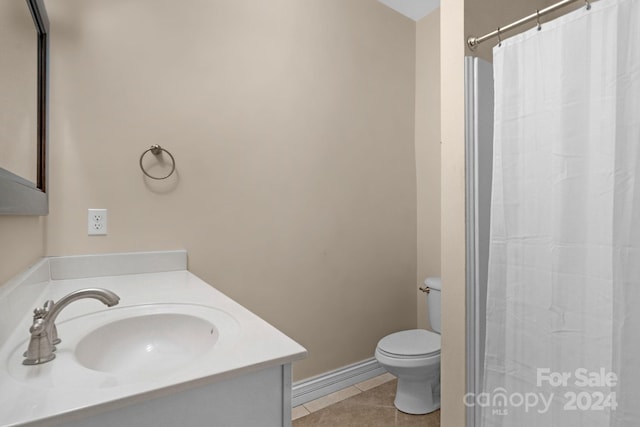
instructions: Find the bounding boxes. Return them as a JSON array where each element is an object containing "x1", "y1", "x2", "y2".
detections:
[{"x1": 424, "y1": 277, "x2": 441, "y2": 291}]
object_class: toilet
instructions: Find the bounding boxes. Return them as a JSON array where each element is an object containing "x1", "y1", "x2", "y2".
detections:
[{"x1": 374, "y1": 277, "x2": 441, "y2": 415}]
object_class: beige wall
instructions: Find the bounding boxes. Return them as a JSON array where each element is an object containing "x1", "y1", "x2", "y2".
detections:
[
  {"x1": 0, "y1": 218, "x2": 45, "y2": 286},
  {"x1": 440, "y1": 0, "x2": 466, "y2": 424},
  {"x1": 440, "y1": 0, "x2": 563, "y2": 425},
  {"x1": 45, "y1": 0, "x2": 418, "y2": 381},
  {"x1": 415, "y1": 10, "x2": 441, "y2": 329}
]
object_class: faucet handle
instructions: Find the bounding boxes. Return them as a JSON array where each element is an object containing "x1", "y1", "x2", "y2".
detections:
[
  {"x1": 32, "y1": 300, "x2": 54, "y2": 319},
  {"x1": 29, "y1": 317, "x2": 46, "y2": 334},
  {"x1": 31, "y1": 300, "x2": 60, "y2": 345}
]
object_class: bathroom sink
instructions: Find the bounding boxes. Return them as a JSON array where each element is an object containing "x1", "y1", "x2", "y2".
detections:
[
  {"x1": 75, "y1": 312, "x2": 218, "y2": 378},
  {"x1": 8, "y1": 303, "x2": 241, "y2": 386}
]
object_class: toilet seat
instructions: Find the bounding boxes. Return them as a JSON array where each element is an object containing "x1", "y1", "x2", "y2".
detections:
[{"x1": 377, "y1": 329, "x2": 440, "y2": 358}]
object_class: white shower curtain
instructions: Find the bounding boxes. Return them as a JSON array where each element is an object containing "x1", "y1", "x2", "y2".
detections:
[{"x1": 482, "y1": 0, "x2": 640, "y2": 426}]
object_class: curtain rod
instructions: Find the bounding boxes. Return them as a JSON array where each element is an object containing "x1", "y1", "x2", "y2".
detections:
[{"x1": 467, "y1": 0, "x2": 591, "y2": 49}]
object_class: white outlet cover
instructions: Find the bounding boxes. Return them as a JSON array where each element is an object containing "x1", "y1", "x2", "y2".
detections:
[{"x1": 88, "y1": 209, "x2": 108, "y2": 236}]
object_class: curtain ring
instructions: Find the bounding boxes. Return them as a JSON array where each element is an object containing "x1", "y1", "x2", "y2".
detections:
[
  {"x1": 497, "y1": 27, "x2": 502, "y2": 47},
  {"x1": 536, "y1": 10, "x2": 542, "y2": 31},
  {"x1": 585, "y1": 0, "x2": 591, "y2": 10}
]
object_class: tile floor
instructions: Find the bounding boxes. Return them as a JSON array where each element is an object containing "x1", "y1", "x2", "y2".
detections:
[{"x1": 292, "y1": 373, "x2": 440, "y2": 426}]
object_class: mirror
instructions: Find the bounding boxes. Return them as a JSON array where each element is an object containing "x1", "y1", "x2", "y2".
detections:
[{"x1": 0, "y1": 0, "x2": 49, "y2": 215}]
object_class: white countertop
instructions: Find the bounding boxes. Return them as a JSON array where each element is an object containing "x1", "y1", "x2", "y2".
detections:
[{"x1": 0, "y1": 253, "x2": 307, "y2": 427}]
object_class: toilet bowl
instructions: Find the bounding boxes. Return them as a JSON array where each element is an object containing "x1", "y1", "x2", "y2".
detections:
[{"x1": 374, "y1": 277, "x2": 441, "y2": 415}]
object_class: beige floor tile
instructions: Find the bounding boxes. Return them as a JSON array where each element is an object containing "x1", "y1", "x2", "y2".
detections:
[
  {"x1": 303, "y1": 386, "x2": 362, "y2": 413},
  {"x1": 355, "y1": 372, "x2": 396, "y2": 391},
  {"x1": 294, "y1": 402, "x2": 398, "y2": 427},
  {"x1": 347, "y1": 379, "x2": 398, "y2": 408},
  {"x1": 292, "y1": 405, "x2": 311, "y2": 421},
  {"x1": 292, "y1": 379, "x2": 440, "y2": 427}
]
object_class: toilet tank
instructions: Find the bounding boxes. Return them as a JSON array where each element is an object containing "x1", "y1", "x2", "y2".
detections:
[{"x1": 425, "y1": 277, "x2": 442, "y2": 333}]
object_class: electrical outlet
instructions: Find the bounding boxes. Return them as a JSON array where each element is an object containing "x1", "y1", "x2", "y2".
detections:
[{"x1": 88, "y1": 209, "x2": 108, "y2": 235}]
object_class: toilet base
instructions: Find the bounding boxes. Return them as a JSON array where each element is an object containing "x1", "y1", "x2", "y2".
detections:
[
  {"x1": 374, "y1": 331, "x2": 441, "y2": 416},
  {"x1": 394, "y1": 374, "x2": 441, "y2": 415}
]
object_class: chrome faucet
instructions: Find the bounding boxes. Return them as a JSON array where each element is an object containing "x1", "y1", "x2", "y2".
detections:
[{"x1": 23, "y1": 288, "x2": 120, "y2": 365}]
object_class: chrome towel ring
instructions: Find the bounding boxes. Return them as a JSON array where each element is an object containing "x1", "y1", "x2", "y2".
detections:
[{"x1": 139, "y1": 145, "x2": 176, "y2": 180}]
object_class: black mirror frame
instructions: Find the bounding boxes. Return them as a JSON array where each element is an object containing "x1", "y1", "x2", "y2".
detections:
[{"x1": 0, "y1": 0, "x2": 49, "y2": 215}]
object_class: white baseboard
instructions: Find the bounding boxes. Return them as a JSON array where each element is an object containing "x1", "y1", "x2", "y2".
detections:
[{"x1": 292, "y1": 358, "x2": 387, "y2": 407}]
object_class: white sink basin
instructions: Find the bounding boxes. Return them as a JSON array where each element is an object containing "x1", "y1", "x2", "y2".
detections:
[
  {"x1": 7, "y1": 303, "x2": 240, "y2": 387},
  {"x1": 75, "y1": 312, "x2": 218, "y2": 378}
]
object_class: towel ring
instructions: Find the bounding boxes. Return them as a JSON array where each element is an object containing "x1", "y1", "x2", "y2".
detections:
[{"x1": 139, "y1": 144, "x2": 176, "y2": 180}]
